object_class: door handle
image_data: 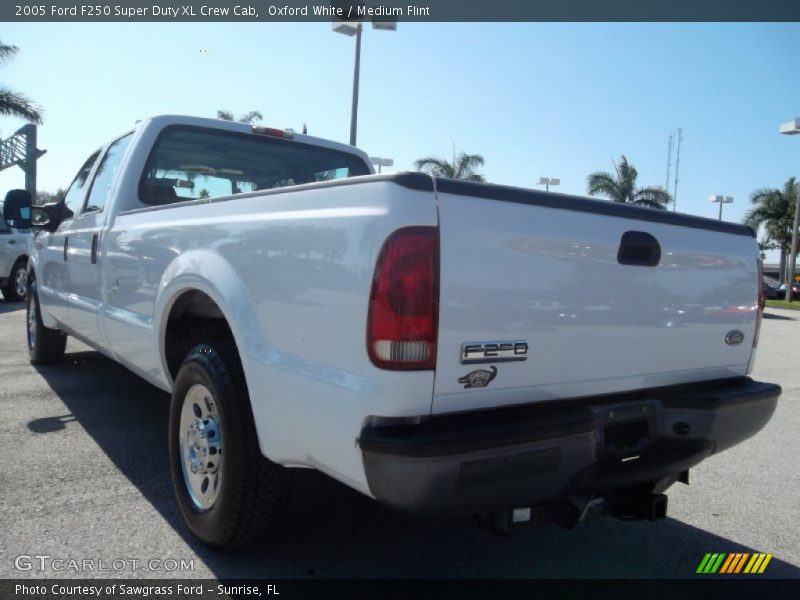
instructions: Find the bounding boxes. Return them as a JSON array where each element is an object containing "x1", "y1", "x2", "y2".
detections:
[
  {"x1": 64, "y1": 236, "x2": 69, "y2": 261},
  {"x1": 91, "y1": 234, "x2": 99, "y2": 265},
  {"x1": 8, "y1": 239, "x2": 16, "y2": 245}
]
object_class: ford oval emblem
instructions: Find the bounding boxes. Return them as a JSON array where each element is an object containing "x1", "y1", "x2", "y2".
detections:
[{"x1": 725, "y1": 330, "x2": 745, "y2": 346}]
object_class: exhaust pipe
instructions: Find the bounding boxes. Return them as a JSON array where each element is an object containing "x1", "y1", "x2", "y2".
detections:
[{"x1": 605, "y1": 493, "x2": 668, "y2": 521}]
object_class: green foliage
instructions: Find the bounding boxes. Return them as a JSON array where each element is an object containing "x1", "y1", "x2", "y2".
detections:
[
  {"x1": 0, "y1": 40, "x2": 43, "y2": 124},
  {"x1": 414, "y1": 152, "x2": 486, "y2": 182},
  {"x1": 587, "y1": 155, "x2": 671, "y2": 209},
  {"x1": 35, "y1": 188, "x2": 66, "y2": 206},
  {"x1": 217, "y1": 110, "x2": 263, "y2": 125},
  {"x1": 743, "y1": 177, "x2": 797, "y2": 253}
]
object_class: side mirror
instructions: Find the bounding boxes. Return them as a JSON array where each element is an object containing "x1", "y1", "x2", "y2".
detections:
[{"x1": 3, "y1": 189, "x2": 31, "y2": 229}]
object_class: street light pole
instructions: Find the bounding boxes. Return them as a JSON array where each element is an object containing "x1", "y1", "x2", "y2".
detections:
[
  {"x1": 333, "y1": 16, "x2": 396, "y2": 147},
  {"x1": 349, "y1": 23, "x2": 362, "y2": 146},
  {"x1": 780, "y1": 118, "x2": 800, "y2": 302},
  {"x1": 537, "y1": 177, "x2": 560, "y2": 192},
  {"x1": 370, "y1": 157, "x2": 393, "y2": 173},
  {"x1": 709, "y1": 195, "x2": 733, "y2": 221}
]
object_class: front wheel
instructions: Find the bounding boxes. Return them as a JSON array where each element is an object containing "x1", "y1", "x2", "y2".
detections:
[
  {"x1": 26, "y1": 280, "x2": 67, "y2": 364},
  {"x1": 4, "y1": 259, "x2": 28, "y2": 302},
  {"x1": 169, "y1": 342, "x2": 291, "y2": 549}
]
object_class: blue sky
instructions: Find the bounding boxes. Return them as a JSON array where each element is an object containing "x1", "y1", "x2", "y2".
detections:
[{"x1": 1, "y1": 22, "x2": 799, "y2": 249}]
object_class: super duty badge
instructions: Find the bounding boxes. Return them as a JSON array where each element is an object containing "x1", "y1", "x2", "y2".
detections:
[{"x1": 460, "y1": 341, "x2": 528, "y2": 364}]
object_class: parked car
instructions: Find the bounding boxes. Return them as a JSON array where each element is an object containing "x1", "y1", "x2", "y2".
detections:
[
  {"x1": 3, "y1": 115, "x2": 781, "y2": 549},
  {"x1": 0, "y1": 194, "x2": 31, "y2": 302},
  {"x1": 777, "y1": 282, "x2": 800, "y2": 300},
  {"x1": 762, "y1": 281, "x2": 780, "y2": 300}
]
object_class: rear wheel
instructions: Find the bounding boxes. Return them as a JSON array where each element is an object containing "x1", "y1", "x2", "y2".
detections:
[
  {"x1": 27, "y1": 280, "x2": 67, "y2": 364},
  {"x1": 4, "y1": 259, "x2": 28, "y2": 302},
  {"x1": 169, "y1": 341, "x2": 291, "y2": 549}
]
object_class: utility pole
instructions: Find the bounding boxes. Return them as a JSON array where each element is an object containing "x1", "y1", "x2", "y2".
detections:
[
  {"x1": 665, "y1": 133, "x2": 673, "y2": 194},
  {"x1": 672, "y1": 128, "x2": 683, "y2": 212}
]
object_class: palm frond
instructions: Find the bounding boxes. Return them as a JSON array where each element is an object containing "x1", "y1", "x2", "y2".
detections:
[
  {"x1": 632, "y1": 186, "x2": 671, "y2": 210},
  {"x1": 0, "y1": 41, "x2": 19, "y2": 64},
  {"x1": 587, "y1": 171, "x2": 625, "y2": 202},
  {"x1": 0, "y1": 89, "x2": 42, "y2": 124},
  {"x1": 414, "y1": 156, "x2": 456, "y2": 178},
  {"x1": 238, "y1": 111, "x2": 263, "y2": 124},
  {"x1": 743, "y1": 177, "x2": 797, "y2": 250}
]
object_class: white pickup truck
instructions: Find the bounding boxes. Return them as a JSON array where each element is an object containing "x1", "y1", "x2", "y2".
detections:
[
  {"x1": 0, "y1": 194, "x2": 31, "y2": 302},
  {"x1": 4, "y1": 115, "x2": 780, "y2": 548}
]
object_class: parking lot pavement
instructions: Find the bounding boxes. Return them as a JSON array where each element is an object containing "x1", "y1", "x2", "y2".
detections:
[{"x1": 0, "y1": 300, "x2": 798, "y2": 580}]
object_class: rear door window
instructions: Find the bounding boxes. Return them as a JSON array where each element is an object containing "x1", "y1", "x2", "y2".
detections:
[{"x1": 84, "y1": 134, "x2": 133, "y2": 214}]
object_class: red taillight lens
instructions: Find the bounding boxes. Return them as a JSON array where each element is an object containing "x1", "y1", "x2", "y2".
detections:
[
  {"x1": 367, "y1": 227, "x2": 439, "y2": 370},
  {"x1": 754, "y1": 259, "x2": 764, "y2": 348}
]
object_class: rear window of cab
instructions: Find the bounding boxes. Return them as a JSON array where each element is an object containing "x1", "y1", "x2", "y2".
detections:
[{"x1": 139, "y1": 126, "x2": 370, "y2": 205}]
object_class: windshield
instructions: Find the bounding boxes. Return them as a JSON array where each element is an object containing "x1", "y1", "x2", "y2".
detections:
[{"x1": 139, "y1": 126, "x2": 370, "y2": 205}]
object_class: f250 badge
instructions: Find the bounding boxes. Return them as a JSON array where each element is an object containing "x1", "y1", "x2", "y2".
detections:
[
  {"x1": 460, "y1": 340, "x2": 528, "y2": 364},
  {"x1": 459, "y1": 366, "x2": 498, "y2": 389}
]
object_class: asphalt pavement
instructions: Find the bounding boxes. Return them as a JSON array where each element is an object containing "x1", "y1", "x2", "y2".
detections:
[{"x1": 0, "y1": 300, "x2": 798, "y2": 579}]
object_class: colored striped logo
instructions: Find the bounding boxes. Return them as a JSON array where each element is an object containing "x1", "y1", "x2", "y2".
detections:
[{"x1": 696, "y1": 552, "x2": 773, "y2": 574}]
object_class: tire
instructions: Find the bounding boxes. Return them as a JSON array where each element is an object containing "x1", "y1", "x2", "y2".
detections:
[
  {"x1": 4, "y1": 259, "x2": 28, "y2": 302},
  {"x1": 169, "y1": 341, "x2": 291, "y2": 550},
  {"x1": 26, "y1": 280, "x2": 67, "y2": 364}
]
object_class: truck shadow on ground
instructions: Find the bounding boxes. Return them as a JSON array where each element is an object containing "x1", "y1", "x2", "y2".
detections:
[
  {"x1": 763, "y1": 312, "x2": 795, "y2": 321},
  {"x1": 0, "y1": 299, "x2": 25, "y2": 314},
  {"x1": 31, "y1": 349, "x2": 800, "y2": 579}
]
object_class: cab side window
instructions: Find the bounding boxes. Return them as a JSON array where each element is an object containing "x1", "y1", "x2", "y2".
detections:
[
  {"x1": 84, "y1": 134, "x2": 133, "y2": 214},
  {"x1": 62, "y1": 151, "x2": 100, "y2": 219}
]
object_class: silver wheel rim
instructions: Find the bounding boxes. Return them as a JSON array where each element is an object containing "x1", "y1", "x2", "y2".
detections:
[
  {"x1": 179, "y1": 383, "x2": 223, "y2": 511},
  {"x1": 14, "y1": 268, "x2": 27, "y2": 298},
  {"x1": 27, "y1": 296, "x2": 36, "y2": 350}
]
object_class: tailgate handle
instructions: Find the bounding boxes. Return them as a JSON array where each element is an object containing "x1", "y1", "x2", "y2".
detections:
[{"x1": 618, "y1": 231, "x2": 661, "y2": 267}]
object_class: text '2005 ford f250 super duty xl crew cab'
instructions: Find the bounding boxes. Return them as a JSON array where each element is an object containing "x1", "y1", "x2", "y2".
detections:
[{"x1": 3, "y1": 115, "x2": 780, "y2": 548}]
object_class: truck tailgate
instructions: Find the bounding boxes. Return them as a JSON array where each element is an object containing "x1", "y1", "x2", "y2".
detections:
[{"x1": 433, "y1": 181, "x2": 759, "y2": 415}]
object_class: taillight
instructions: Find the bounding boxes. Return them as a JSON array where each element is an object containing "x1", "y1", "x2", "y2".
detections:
[
  {"x1": 367, "y1": 227, "x2": 439, "y2": 370},
  {"x1": 754, "y1": 259, "x2": 764, "y2": 348}
]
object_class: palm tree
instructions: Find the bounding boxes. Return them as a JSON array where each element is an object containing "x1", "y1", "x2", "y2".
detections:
[
  {"x1": 744, "y1": 177, "x2": 797, "y2": 283},
  {"x1": 414, "y1": 152, "x2": 486, "y2": 182},
  {"x1": 587, "y1": 156, "x2": 671, "y2": 209},
  {"x1": 217, "y1": 110, "x2": 262, "y2": 125},
  {"x1": 0, "y1": 40, "x2": 42, "y2": 124}
]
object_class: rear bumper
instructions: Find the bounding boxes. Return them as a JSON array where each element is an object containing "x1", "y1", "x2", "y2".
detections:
[{"x1": 358, "y1": 377, "x2": 780, "y2": 516}]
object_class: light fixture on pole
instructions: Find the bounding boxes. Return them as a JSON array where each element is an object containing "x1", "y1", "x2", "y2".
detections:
[
  {"x1": 780, "y1": 117, "x2": 800, "y2": 302},
  {"x1": 709, "y1": 195, "x2": 733, "y2": 221},
  {"x1": 370, "y1": 157, "x2": 393, "y2": 174},
  {"x1": 537, "y1": 177, "x2": 560, "y2": 192},
  {"x1": 333, "y1": 7, "x2": 397, "y2": 147}
]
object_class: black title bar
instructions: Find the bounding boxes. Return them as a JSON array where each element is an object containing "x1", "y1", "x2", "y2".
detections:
[{"x1": 4, "y1": 0, "x2": 800, "y2": 22}]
